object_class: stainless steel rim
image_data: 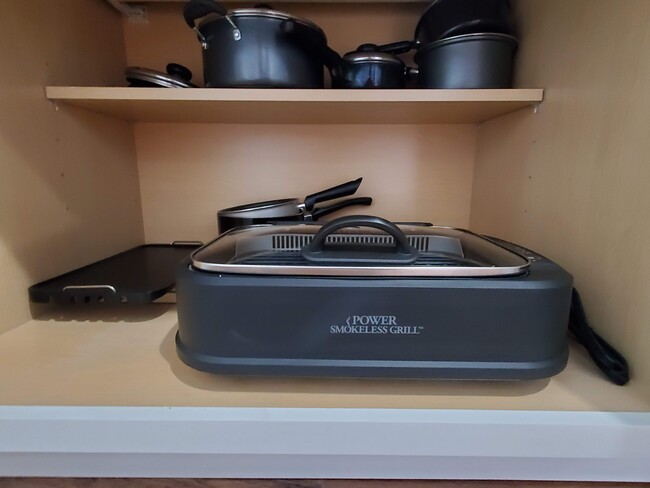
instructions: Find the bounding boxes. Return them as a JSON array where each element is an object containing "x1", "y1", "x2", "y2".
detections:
[
  {"x1": 218, "y1": 198, "x2": 301, "y2": 219},
  {"x1": 420, "y1": 32, "x2": 519, "y2": 52},
  {"x1": 189, "y1": 261, "x2": 529, "y2": 278},
  {"x1": 344, "y1": 53, "x2": 405, "y2": 66}
]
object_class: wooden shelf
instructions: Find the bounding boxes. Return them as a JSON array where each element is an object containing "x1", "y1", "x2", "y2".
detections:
[
  {"x1": 46, "y1": 87, "x2": 544, "y2": 124},
  {"x1": 1, "y1": 305, "x2": 649, "y2": 479},
  {"x1": 0, "y1": 304, "x2": 646, "y2": 410}
]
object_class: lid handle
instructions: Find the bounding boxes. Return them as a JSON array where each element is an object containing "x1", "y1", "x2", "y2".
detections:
[{"x1": 301, "y1": 215, "x2": 419, "y2": 264}]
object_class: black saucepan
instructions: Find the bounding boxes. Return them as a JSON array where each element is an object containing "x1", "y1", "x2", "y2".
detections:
[
  {"x1": 281, "y1": 21, "x2": 414, "y2": 89},
  {"x1": 217, "y1": 178, "x2": 373, "y2": 233}
]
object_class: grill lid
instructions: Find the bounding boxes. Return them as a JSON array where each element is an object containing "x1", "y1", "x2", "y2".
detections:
[{"x1": 191, "y1": 215, "x2": 529, "y2": 277}]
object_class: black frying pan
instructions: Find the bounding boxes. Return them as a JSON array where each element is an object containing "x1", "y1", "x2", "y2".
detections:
[{"x1": 217, "y1": 178, "x2": 373, "y2": 233}]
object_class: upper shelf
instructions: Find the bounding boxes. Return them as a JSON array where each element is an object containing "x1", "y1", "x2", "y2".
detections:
[{"x1": 46, "y1": 87, "x2": 543, "y2": 125}]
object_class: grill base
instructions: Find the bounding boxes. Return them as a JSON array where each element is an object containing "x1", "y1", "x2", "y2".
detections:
[{"x1": 176, "y1": 241, "x2": 573, "y2": 380}]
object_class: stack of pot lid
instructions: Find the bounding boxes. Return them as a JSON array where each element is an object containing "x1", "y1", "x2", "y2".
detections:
[{"x1": 125, "y1": 63, "x2": 196, "y2": 88}]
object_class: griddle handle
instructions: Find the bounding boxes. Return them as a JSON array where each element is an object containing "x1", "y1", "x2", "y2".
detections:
[{"x1": 302, "y1": 215, "x2": 419, "y2": 264}]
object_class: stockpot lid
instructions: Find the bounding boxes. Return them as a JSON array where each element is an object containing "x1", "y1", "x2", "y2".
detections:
[
  {"x1": 198, "y1": 8, "x2": 327, "y2": 41},
  {"x1": 190, "y1": 215, "x2": 530, "y2": 278}
]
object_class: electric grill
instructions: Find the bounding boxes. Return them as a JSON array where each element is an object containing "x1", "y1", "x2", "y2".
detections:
[{"x1": 176, "y1": 215, "x2": 573, "y2": 379}]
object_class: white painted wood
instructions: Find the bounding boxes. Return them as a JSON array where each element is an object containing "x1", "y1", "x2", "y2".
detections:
[{"x1": 0, "y1": 407, "x2": 648, "y2": 480}]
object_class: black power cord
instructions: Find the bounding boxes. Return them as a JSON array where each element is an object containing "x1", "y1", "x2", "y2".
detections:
[{"x1": 568, "y1": 288, "x2": 630, "y2": 386}]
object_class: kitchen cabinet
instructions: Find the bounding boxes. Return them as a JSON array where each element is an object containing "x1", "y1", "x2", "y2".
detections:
[{"x1": 0, "y1": 0, "x2": 649, "y2": 481}]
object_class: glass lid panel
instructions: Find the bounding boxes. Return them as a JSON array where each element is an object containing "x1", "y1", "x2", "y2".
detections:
[{"x1": 191, "y1": 221, "x2": 529, "y2": 277}]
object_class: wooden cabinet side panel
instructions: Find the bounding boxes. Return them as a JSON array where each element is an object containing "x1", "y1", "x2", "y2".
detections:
[
  {"x1": 470, "y1": 0, "x2": 650, "y2": 399},
  {"x1": 0, "y1": 1, "x2": 144, "y2": 332}
]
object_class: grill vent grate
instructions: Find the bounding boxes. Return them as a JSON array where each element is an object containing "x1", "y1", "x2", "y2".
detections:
[{"x1": 271, "y1": 234, "x2": 431, "y2": 252}]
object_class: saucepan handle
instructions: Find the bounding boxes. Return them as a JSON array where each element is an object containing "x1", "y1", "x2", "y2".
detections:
[
  {"x1": 301, "y1": 215, "x2": 419, "y2": 264},
  {"x1": 302, "y1": 177, "x2": 363, "y2": 211},
  {"x1": 375, "y1": 40, "x2": 417, "y2": 55},
  {"x1": 308, "y1": 196, "x2": 373, "y2": 220}
]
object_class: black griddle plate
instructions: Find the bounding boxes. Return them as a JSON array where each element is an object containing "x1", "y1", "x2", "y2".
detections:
[{"x1": 29, "y1": 243, "x2": 200, "y2": 305}]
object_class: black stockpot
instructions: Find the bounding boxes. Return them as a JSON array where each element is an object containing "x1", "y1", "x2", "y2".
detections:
[{"x1": 183, "y1": 0, "x2": 327, "y2": 88}]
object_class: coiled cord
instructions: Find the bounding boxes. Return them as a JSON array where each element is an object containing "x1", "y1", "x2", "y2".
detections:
[{"x1": 569, "y1": 288, "x2": 630, "y2": 386}]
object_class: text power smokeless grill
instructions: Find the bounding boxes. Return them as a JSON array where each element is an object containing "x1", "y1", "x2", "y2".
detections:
[{"x1": 176, "y1": 215, "x2": 573, "y2": 379}]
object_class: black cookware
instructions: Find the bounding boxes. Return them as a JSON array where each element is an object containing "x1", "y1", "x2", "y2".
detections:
[
  {"x1": 371, "y1": 0, "x2": 517, "y2": 88},
  {"x1": 414, "y1": 33, "x2": 518, "y2": 88},
  {"x1": 217, "y1": 178, "x2": 373, "y2": 233},
  {"x1": 334, "y1": 44, "x2": 409, "y2": 89},
  {"x1": 183, "y1": 0, "x2": 327, "y2": 88},
  {"x1": 415, "y1": 0, "x2": 515, "y2": 45},
  {"x1": 176, "y1": 215, "x2": 573, "y2": 380},
  {"x1": 125, "y1": 63, "x2": 196, "y2": 88},
  {"x1": 281, "y1": 21, "x2": 413, "y2": 89}
]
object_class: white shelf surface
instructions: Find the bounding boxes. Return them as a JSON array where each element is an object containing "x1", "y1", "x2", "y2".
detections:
[
  {"x1": 0, "y1": 304, "x2": 649, "y2": 479},
  {"x1": 45, "y1": 87, "x2": 544, "y2": 124}
]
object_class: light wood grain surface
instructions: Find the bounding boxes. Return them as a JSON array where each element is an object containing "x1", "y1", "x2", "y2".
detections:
[
  {"x1": 0, "y1": 0, "x2": 144, "y2": 334},
  {"x1": 470, "y1": 0, "x2": 650, "y2": 403},
  {"x1": 0, "y1": 304, "x2": 647, "y2": 410},
  {"x1": 45, "y1": 88, "x2": 543, "y2": 125},
  {"x1": 135, "y1": 123, "x2": 477, "y2": 244}
]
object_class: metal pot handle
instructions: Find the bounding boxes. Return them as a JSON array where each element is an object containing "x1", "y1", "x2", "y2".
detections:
[
  {"x1": 183, "y1": 0, "x2": 241, "y2": 43},
  {"x1": 183, "y1": 0, "x2": 227, "y2": 27},
  {"x1": 301, "y1": 215, "x2": 419, "y2": 264}
]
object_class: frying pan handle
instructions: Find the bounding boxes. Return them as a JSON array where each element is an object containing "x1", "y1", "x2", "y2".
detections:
[
  {"x1": 374, "y1": 40, "x2": 417, "y2": 55},
  {"x1": 302, "y1": 215, "x2": 419, "y2": 264},
  {"x1": 308, "y1": 196, "x2": 373, "y2": 220},
  {"x1": 183, "y1": 0, "x2": 228, "y2": 28},
  {"x1": 281, "y1": 19, "x2": 345, "y2": 77},
  {"x1": 303, "y1": 177, "x2": 363, "y2": 211}
]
